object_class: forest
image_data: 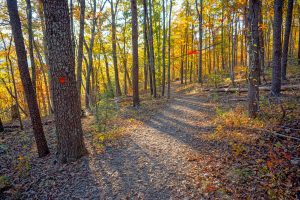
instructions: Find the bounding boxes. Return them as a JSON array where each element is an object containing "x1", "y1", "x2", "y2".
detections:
[{"x1": 0, "y1": 0, "x2": 299, "y2": 199}]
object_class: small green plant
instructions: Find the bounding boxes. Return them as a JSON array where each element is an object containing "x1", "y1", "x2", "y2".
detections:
[
  {"x1": 93, "y1": 91, "x2": 119, "y2": 132},
  {"x1": 210, "y1": 92, "x2": 220, "y2": 102},
  {"x1": 0, "y1": 175, "x2": 9, "y2": 190},
  {"x1": 16, "y1": 155, "x2": 31, "y2": 177}
]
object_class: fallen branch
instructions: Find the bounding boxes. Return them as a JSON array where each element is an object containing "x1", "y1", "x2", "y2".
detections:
[{"x1": 252, "y1": 127, "x2": 300, "y2": 142}]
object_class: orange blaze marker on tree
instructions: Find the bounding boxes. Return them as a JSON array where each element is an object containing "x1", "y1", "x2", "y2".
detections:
[
  {"x1": 188, "y1": 50, "x2": 199, "y2": 55},
  {"x1": 59, "y1": 77, "x2": 65, "y2": 84}
]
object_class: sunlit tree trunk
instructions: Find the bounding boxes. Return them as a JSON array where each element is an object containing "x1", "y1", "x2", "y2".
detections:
[
  {"x1": 100, "y1": 42, "x2": 114, "y2": 95},
  {"x1": 148, "y1": 0, "x2": 157, "y2": 97},
  {"x1": 77, "y1": 0, "x2": 85, "y2": 105},
  {"x1": 36, "y1": 2, "x2": 53, "y2": 114},
  {"x1": 110, "y1": 0, "x2": 122, "y2": 97},
  {"x1": 161, "y1": 0, "x2": 166, "y2": 96},
  {"x1": 26, "y1": 0, "x2": 36, "y2": 92},
  {"x1": 167, "y1": 0, "x2": 173, "y2": 99},
  {"x1": 7, "y1": 0, "x2": 49, "y2": 157},
  {"x1": 34, "y1": 40, "x2": 52, "y2": 115},
  {"x1": 143, "y1": 0, "x2": 152, "y2": 93},
  {"x1": 0, "y1": 35, "x2": 24, "y2": 129}
]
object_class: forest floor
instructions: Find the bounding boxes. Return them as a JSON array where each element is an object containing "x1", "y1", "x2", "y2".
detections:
[{"x1": 1, "y1": 68, "x2": 300, "y2": 199}]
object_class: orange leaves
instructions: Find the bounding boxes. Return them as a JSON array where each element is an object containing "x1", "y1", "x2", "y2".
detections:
[
  {"x1": 204, "y1": 184, "x2": 218, "y2": 193},
  {"x1": 258, "y1": 23, "x2": 267, "y2": 31}
]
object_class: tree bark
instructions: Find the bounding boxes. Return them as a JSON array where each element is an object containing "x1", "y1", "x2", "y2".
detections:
[
  {"x1": 143, "y1": 0, "x2": 153, "y2": 94},
  {"x1": 131, "y1": 0, "x2": 140, "y2": 107},
  {"x1": 43, "y1": 0, "x2": 87, "y2": 163},
  {"x1": 85, "y1": 0, "x2": 97, "y2": 109},
  {"x1": 77, "y1": 0, "x2": 85, "y2": 105},
  {"x1": 148, "y1": 0, "x2": 157, "y2": 98},
  {"x1": 196, "y1": 0, "x2": 203, "y2": 83},
  {"x1": 7, "y1": 0, "x2": 49, "y2": 157},
  {"x1": 100, "y1": 42, "x2": 114, "y2": 95},
  {"x1": 271, "y1": 0, "x2": 283, "y2": 96},
  {"x1": 26, "y1": 0, "x2": 36, "y2": 92},
  {"x1": 33, "y1": 40, "x2": 53, "y2": 115},
  {"x1": 161, "y1": 0, "x2": 166, "y2": 96},
  {"x1": 248, "y1": 0, "x2": 260, "y2": 118},
  {"x1": 281, "y1": 0, "x2": 294, "y2": 81},
  {"x1": 167, "y1": 0, "x2": 173, "y2": 99},
  {"x1": 258, "y1": 0, "x2": 266, "y2": 84},
  {"x1": 110, "y1": 0, "x2": 122, "y2": 97}
]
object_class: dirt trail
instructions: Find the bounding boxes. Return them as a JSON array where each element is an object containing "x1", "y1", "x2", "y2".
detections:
[{"x1": 19, "y1": 87, "x2": 229, "y2": 200}]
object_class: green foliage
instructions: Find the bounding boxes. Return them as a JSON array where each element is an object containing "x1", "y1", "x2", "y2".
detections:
[
  {"x1": 16, "y1": 155, "x2": 31, "y2": 177},
  {"x1": 0, "y1": 175, "x2": 9, "y2": 190},
  {"x1": 93, "y1": 91, "x2": 119, "y2": 132},
  {"x1": 229, "y1": 167, "x2": 253, "y2": 184}
]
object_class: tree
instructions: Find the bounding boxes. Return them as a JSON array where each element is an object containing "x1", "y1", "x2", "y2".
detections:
[
  {"x1": 131, "y1": 0, "x2": 140, "y2": 107},
  {"x1": 0, "y1": 34, "x2": 24, "y2": 129},
  {"x1": 7, "y1": 0, "x2": 49, "y2": 157},
  {"x1": 84, "y1": 0, "x2": 97, "y2": 109},
  {"x1": 148, "y1": 0, "x2": 157, "y2": 98},
  {"x1": 195, "y1": 0, "x2": 203, "y2": 83},
  {"x1": 167, "y1": 0, "x2": 173, "y2": 99},
  {"x1": 258, "y1": 0, "x2": 266, "y2": 84},
  {"x1": 77, "y1": 0, "x2": 85, "y2": 104},
  {"x1": 248, "y1": 0, "x2": 260, "y2": 118},
  {"x1": 161, "y1": 0, "x2": 166, "y2": 96},
  {"x1": 271, "y1": 0, "x2": 283, "y2": 96},
  {"x1": 26, "y1": 0, "x2": 36, "y2": 92},
  {"x1": 143, "y1": 0, "x2": 153, "y2": 95},
  {"x1": 281, "y1": 0, "x2": 294, "y2": 81},
  {"x1": 43, "y1": 0, "x2": 87, "y2": 163},
  {"x1": 110, "y1": 0, "x2": 122, "y2": 97}
]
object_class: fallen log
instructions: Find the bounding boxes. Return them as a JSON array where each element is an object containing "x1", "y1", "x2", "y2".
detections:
[{"x1": 204, "y1": 84, "x2": 300, "y2": 93}]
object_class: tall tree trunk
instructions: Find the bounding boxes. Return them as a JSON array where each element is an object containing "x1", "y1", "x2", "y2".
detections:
[
  {"x1": 248, "y1": 0, "x2": 260, "y2": 118},
  {"x1": 221, "y1": 0, "x2": 225, "y2": 70},
  {"x1": 196, "y1": 0, "x2": 203, "y2": 83},
  {"x1": 43, "y1": 0, "x2": 87, "y2": 163},
  {"x1": 26, "y1": 0, "x2": 36, "y2": 92},
  {"x1": 281, "y1": 0, "x2": 294, "y2": 81},
  {"x1": 36, "y1": 1, "x2": 53, "y2": 113},
  {"x1": 110, "y1": 0, "x2": 122, "y2": 97},
  {"x1": 258, "y1": 0, "x2": 266, "y2": 84},
  {"x1": 167, "y1": 0, "x2": 173, "y2": 98},
  {"x1": 70, "y1": 0, "x2": 76, "y2": 56},
  {"x1": 101, "y1": 42, "x2": 114, "y2": 95},
  {"x1": 161, "y1": 0, "x2": 166, "y2": 96},
  {"x1": 180, "y1": 45, "x2": 184, "y2": 84},
  {"x1": 143, "y1": 0, "x2": 153, "y2": 94},
  {"x1": 77, "y1": 0, "x2": 85, "y2": 105},
  {"x1": 148, "y1": 0, "x2": 157, "y2": 98},
  {"x1": 271, "y1": 0, "x2": 283, "y2": 96},
  {"x1": 7, "y1": 0, "x2": 49, "y2": 157},
  {"x1": 33, "y1": 40, "x2": 52, "y2": 115},
  {"x1": 143, "y1": 44, "x2": 148, "y2": 90},
  {"x1": 131, "y1": 0, "x2": 140, "y2": 107}
]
